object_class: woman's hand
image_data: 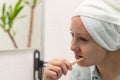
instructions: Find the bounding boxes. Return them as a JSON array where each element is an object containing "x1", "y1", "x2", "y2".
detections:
[{"x1": 43, "y1": 59, "x2": 72, "y2": 80}]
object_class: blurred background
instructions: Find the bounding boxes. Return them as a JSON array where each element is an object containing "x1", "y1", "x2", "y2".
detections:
[{"x1": 0, "y1": 0, "x2": 83, "y2": 80}]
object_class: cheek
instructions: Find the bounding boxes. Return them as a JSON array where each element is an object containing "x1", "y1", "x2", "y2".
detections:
[{"x1": 83, "y1": 45, "x2": 107, "y2": 65}]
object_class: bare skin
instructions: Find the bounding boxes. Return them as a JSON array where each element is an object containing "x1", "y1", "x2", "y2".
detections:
[
  {"x1": 43, "y1": 16, "x2": 120, "y2": 80},
  {"x1": 43, "y1": 59, "x2": 72, "y2": 80},
  {"x1": 96, "y1": 49, "x2": 120, "y2": 80}
]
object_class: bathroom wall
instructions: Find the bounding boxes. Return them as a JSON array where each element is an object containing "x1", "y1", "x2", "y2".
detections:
[
  {"x1": 44, "y1": 0, "x2": 83, "y2": 79},
  {"x1": 0, "y1": 0, "x2": 83, "y2": 79}
]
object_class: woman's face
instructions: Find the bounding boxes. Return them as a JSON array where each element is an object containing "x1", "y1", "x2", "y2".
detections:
[{"x1": 70, "y1": 16, "x2": 108, "y2": 67}]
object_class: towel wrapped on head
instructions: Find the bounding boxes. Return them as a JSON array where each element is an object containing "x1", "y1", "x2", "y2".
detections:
[{"x1": 72, "y1": 0, "x2": 120, "y2": 51}]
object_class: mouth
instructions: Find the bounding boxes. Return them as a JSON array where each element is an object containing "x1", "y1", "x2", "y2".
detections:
[{"x1": 75, "y1": 55, "x2": 83, "y2": 60}]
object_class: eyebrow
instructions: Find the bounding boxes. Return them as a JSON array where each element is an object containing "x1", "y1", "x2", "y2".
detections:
[{"x1": 69, "y1": 28, "x2": 89, "y2": 37}]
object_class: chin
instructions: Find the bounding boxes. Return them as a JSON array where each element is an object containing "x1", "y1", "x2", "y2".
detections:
[{"x1": 77, "y1": 63, "x2": 93, "y2": 67}]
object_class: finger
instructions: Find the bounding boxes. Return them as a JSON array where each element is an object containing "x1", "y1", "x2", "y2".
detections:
[
  {"x1": 64, "y1": 60, "x2": 72, "y2": 70},
  {"x1": 59, "y1": 63, "x2": 68, "y2": 75},
  {"x1": 47, "y1": 59, "x2": 72, "y2": 76},
  {"x1": 45, "y1": 64, "x2": 63, "y2": 79},
  {"x1": 49, "y1": 59, "x2": 71, "y2": 75},
  {"x1": 46, "y1": 70, "x2": 58, "y2": 79},
  {"x1": 48, "y1": 59, "x2": 71, "y2": 68},
  {"x1": 60, "y1": 59, "x2": 72, "y2": 75},
  {"x1": 50, "y1": 59, "x2": 72, "y2": 70}
]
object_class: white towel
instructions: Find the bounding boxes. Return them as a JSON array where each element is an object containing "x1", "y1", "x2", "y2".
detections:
[
  {"x1": 72, "y1": 0, "x2": 120, "y2": 51},
  {"x1": 73, "y1": 0, "x2": 120, "y2": 25}
]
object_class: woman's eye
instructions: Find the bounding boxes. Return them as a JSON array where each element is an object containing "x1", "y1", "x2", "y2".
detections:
[{"x1": 79, "y1": 37, "x2": 87, "y2": 41}]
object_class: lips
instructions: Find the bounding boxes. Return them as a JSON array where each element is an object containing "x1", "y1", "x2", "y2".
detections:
[{"x1": 75, "y1": 55, "x2": 83, "y2": 60}]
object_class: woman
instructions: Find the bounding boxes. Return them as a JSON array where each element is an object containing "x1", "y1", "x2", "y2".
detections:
[{"x1": 43, "y1": 0, "x2": 120, "y2": 80}]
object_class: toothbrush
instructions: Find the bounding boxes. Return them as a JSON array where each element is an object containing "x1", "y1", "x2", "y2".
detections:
[{"x1": 71, "y1": 58, "x2": 83, "y2": 65}]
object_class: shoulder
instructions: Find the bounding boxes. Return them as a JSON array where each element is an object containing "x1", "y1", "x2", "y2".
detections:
[{"x1": 69, "y1": 65, "x2": 91, "y2": 80}]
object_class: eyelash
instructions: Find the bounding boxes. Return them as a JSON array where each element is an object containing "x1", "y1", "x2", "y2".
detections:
[
  {"x1": 70, "y1": 32, "x2": 87, "y2": 41},
  {"x1": 79, "y1": 37, "x2": 87, "y2": 41}
]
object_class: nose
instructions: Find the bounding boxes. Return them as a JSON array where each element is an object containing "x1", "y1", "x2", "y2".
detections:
[{"x1": 71, "y1": 39, "x2": 80, "y2": 52}]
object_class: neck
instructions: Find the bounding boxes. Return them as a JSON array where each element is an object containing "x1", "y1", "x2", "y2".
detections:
[{"x1": 96, "y1": 50, "x2": 120, "y2": 80}]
